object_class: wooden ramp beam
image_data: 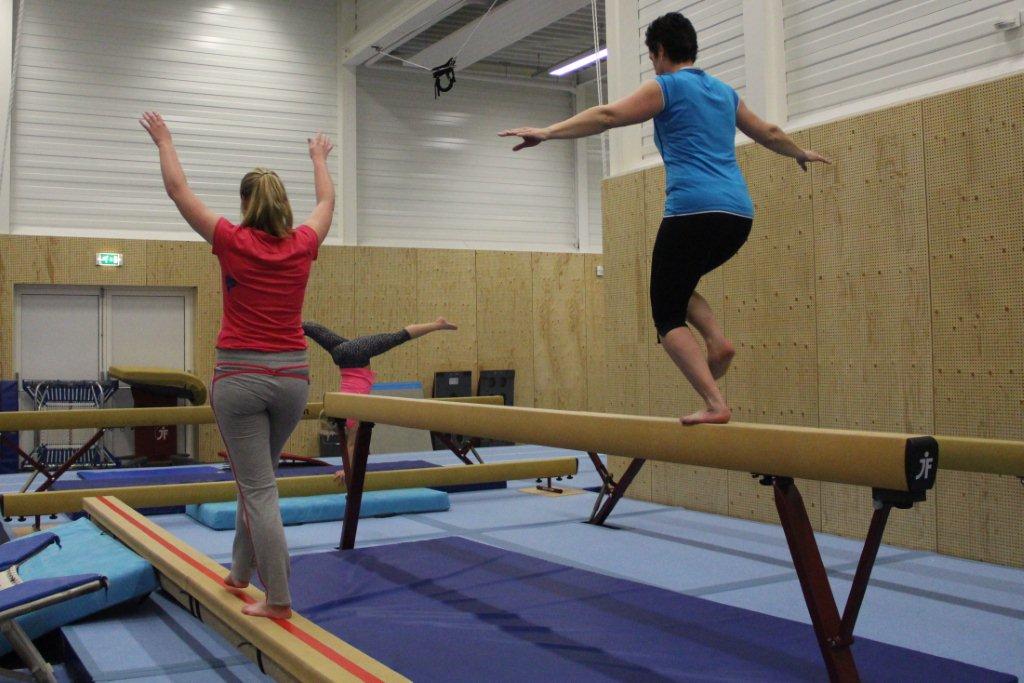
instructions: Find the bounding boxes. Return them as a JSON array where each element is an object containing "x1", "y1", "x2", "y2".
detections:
[
  {"x1": 0, "y1": 458, "x2": 577, "y2": 517},
  {"x1": 83, "y1": 496, "x2": 405, "y2": 683}
]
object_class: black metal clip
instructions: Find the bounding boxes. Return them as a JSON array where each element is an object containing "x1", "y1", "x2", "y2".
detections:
[{"x1": 432, "y1": 58, "x2": 456, "y2": 98}]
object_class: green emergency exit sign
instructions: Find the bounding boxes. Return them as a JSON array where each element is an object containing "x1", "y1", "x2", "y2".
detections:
[{"x1": 96, "y1": 252, "x2": 123, "y2": 267}]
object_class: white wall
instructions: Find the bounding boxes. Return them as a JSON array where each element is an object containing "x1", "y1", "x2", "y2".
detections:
[
  {"x1": 637, "y1": 0, "x2": 745, "y2": 162},
  {"x1": 607, "y1": 0, "x2": 1024, "y2": 175},
  {"x1": 356, "y1": 67, "x2": 580, "y2": 251},
  {"x1": 784, "y1": 0, "x2": 1024, "y2": 120},
  {"x1": 578, "y1": 79, "x2": 606, "y2": 252},
  {"x1": 354, "y1": 0, "x2": 406, "y2": 31},
  {"x1": 9, "y1": 0, "x2": 338, "y2": 240}
]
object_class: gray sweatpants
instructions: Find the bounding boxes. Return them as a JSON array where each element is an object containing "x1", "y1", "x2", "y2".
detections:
[{"x1": 210, "y1": 349, "x2": 310, "y2": 607}]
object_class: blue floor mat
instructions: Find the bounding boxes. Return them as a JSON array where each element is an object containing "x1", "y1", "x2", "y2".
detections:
[
  {"x1": 187, "y1": 487, "x2": 451, "y2": 530},
  {"x1": 3, "y1": 519, "x2": 157, "y2": 656},
  {"x1": 288, "y1": 537, "x2": 1017, "y2": 682}
]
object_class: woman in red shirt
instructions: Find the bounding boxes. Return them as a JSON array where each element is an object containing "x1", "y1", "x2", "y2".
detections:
[{"x1": 141, "y1": 112, "x2": 334, "y2": 620}]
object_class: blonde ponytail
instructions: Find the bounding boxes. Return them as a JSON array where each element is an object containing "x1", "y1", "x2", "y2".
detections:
[{"x1": 240, "y1": 168, "x2": 294, "y2": 238}]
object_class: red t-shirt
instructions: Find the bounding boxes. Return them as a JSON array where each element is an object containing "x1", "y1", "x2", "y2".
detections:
[{"x1": 212, "y1": 217, "x2": 319, "y2": 352}]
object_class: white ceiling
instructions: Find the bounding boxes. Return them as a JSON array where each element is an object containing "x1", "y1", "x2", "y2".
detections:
[{"x1": 374, "y1": 0, "x2": 606, "y2": 83}]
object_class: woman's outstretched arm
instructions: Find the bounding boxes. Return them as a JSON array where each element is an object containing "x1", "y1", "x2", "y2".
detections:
[
  {"x1": 499, "y1": 80, "x2": 664, "y2": 151},
  {"x1": 140, "y1": 112, "x2": 219, "y2": 243},
  {"x1": 735, "y1": 100, "x2": 831, "y2": 170},
  {"x1": 303, "y1": 133, "x2": 335, "y2": 245}
]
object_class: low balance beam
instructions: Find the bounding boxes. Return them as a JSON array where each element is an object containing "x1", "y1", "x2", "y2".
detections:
[
  {"x1": 84, "y1": 496, "x2": 405, "y2": 683},
  {"x1": 0, "y1": 457, "x2": 578, "y2": 517},
  {"x1": 324, "y1": 393, "x2": 937, "y2": 493},
  {"x1": 0, "y1": 403, "x2": 324, "y2": 432}
]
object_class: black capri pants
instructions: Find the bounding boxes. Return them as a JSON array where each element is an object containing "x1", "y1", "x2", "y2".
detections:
[{"x1": 650, "y1": 212, "x2": 753, "y2": 339}]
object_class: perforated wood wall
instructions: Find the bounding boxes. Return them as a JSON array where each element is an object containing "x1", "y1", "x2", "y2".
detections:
[
  {"x1": 584, "y1": 254, "x2": 606, "y2": 414},
  {"x1": 602, "y1": 72, "x2": 1024, "y2": 567},
  {"x1": 812, "y1": 103, "x2": 936, "y2": 551},
  {"x1": 415, "y1": 250, "x2": 478, "y2": 394},
  {"x1": 532, "y1": 253, "x2": 587, "y2": 410},
  {"x1": 923, "y1": 76, "x2": 1024, "y2": 566},
  {"x1": 722, "y1": 134, "x2": 822, "y2": 528},
  {"x1": 476, "y1": 251, "x2": 535, "y2": 407},
  {"x1": 601, "y1": 172, "x2": 652, "y2": 497},
  {"x1": 0, "y1": 237, "x2": 600, "y2": 463}
]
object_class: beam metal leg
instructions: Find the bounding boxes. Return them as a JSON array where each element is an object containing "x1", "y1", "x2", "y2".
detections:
[{"x1": 339, "y1": 421, "x2": 375, "y2": 550}]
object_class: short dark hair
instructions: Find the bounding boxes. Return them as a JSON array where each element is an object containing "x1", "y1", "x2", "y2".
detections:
[{"x1": 645, "y1": 12, "x2": 698, "y2": 63}]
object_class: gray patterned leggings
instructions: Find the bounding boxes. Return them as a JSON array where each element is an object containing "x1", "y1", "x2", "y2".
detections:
[{"x1": 302, "y1": 321, "x2": 411, "y2": 368}]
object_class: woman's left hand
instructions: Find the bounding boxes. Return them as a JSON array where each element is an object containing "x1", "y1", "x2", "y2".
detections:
[
  {"x1": 499, "y1": 127, "x2": 549, "y2": 151},
  {"x1": 140, "y1": 111, "x2": 173, "y2": 147}
]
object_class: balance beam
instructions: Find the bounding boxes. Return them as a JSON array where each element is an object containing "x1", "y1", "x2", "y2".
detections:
[
  {"x1": 84, "y1": 495, "x2": 405, "y2": 683},
  {"x1": 0, "y1": 457, "x2": 577, "y2": 517},
  {"x1": 320, "y1": 393, "x2": 967, "y2": 682},
  {"x1": 935, "y1": 435, "x2": 1024, "y2": 477},
  {"x1": 324, "y1": 394, "x2": 938, "y2": 492}
]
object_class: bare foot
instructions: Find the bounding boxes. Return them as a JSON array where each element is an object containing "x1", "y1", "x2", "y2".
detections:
[
  {"x1": 333, "y1": 467, "x2": 344, "y2": 482},
  {"x1": 435, "y1": 317, "x2": 458, "y2": 331},
  {"x1": 242, "y1": 601, "x2": 292, "y2": 619},
  {"x1": 681, "y1": 406, "x2": 732, "y2": 425},
  {"x1": 223, "y1": 576, "x2": 248, "y2": 594},
  {"x1": 706, "y1": 339, "x2": 735, "y2": 380}
]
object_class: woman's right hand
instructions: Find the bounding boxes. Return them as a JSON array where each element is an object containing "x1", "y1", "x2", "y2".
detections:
[{"x1": 309, "y1": 133, "x2": 334, "y2": 162}]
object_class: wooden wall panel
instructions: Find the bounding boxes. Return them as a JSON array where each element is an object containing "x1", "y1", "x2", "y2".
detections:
[
  {"x1": 476, "y1": 251, "x2": 535, "y2": 407},
  {"x1": 352, "y1": 247, "x2": 418, "y2": 383},
  {"x1": 601, "y1": 173, "x2": 649, "y2": 417},
  {"x1": 601, "y1": 172, "x2": 649, "y2": 498},
  {"x1": 642, "y1": 164, "x2": 728, "y2": 513},
  {"x1": 584, "y1": 254, "x2": 606, "y2": 414},
  {"x1": 923, "y1": 77, "x2": 1024, "y2": 567},
  {"x1": 415, "y1": 250, "x2": 477, "y2": 396},
  {"x1": 811, "y1": 103, "x2": 936, "y2": 551},
  {"x1": 723, "y1": 136, "x2": 822, "y2": 527},
  {"x1": 61, "y1": 239, "x2": 147, "y2": 286},
  {"x1": 531, "y1": 253, "x2": 586, "y2": 410},
  {"x1": 0, "y1": 237, "x2": 599, "y2": 464}
]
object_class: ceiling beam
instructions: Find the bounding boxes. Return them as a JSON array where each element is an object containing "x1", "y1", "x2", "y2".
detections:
[
  {"x1": 342, "y1": 0, "x2": 466, "y2": 66},
  {"x1": 407, "y1": 0, "x2": 592, "y2": 72}
]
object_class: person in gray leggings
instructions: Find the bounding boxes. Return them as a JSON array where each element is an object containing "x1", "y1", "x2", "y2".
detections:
[
  {"x1": 142, "y1": 111, "x2": 335, "y2": 620},
  {"x1": 211, "y1": 352, "x2": 310, "y2": 611}
]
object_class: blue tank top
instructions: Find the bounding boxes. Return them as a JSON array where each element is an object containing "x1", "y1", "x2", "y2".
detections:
[{"x1": 653, "y1": 68, "x2": 754, "y2": 218}]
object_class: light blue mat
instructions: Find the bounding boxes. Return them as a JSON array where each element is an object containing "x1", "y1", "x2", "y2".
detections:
[
  {"x1": 186, "y1": 488, "x2": 451, "y2": 530},
  {"x1": 62, "y1": 592, "x2": 262, "y2": 681},
  {"x1": 4, "y1": 518, "x2": 157, "y2": 656}
]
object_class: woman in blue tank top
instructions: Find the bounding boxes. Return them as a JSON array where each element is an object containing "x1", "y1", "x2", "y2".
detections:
[{"x1": 501, "y1": 12, "x2": 829, "y2": 425}]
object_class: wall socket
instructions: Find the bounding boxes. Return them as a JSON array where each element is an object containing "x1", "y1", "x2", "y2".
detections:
[
  {"x1": 994, "y1": 10, "x2": 1023, "y2": 30},
  {"x1": 596, "y1": 265, "x2": 604, "y2": 277}
]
